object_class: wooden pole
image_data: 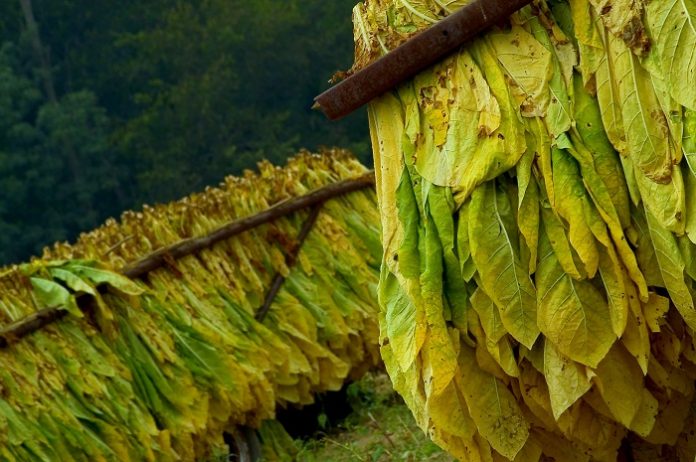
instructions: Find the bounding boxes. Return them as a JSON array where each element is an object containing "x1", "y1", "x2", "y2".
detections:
[
  {"x1": 121, "y1": 171, "x2": 375, "y2": 278},
  {"x1": 314, "y1": 0, "x2": 533, "y2": 120},
  {"x1": 255, "y1": 203, "x2": 323, "y2": 322},
  {"x1": 0, "y1": 308, "x2": 68, "y2": 348}
]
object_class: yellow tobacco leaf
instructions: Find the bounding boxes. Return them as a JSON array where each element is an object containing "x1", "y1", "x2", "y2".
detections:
[
  {"x1": 648, "y1": 70, "x2": 684, "y2": 162},
  {"x1": 594, "y1": 343, "x2": 656, "y2": 434},
  {"x1": 675, "y1": 404, "x2": 696, "y2": 460},
  {"x1": 525, "y1": 13, "x2": 574, "y2": 140},
  {"x1": 597, "y1": 246, "x2": 629, "y2": 337},
  {"x1": 593, "y1": 17, "x2": 628, "y2": 155},
  {"x1": 544, "y1": 340, "x2": 592, "y2": 420},
  {"x1": 589, "y1": 0, "x2": 650, "y2": 55},
  {"x1": 540, "y1": 206, "x2": 584, "y2": 280},
  {"x1": 607, "y1": 31, "x2": 674, "y2": 185},
  {"x1": 451, "y1": 39, "x2": 527, "y2": 205},
  {"x1": 555, "y1": 400, "x2": 625, "y2": 458},
  {"x1": 488, "y1": 26, "x2": 552, "y2": 117},
  {"x1": 469, "y1": 291, "x2": 520, "y2": 378},
  {"x1": 537, "y1": 230, "x2": 615, "y2": 367},
  {"x1": 633, "y1": 162, "x2": 686, "y2": 235},
  {"x1": 409, "y1": 50, "x2": 502, "y2": 194},
  {"x1": 551, "y1": 147, "x2": 601, "y2": 277},
  {"x1": 368, "y1": 92, "x2": 404, "y2": 263},
  {"x1": 620, "y1": 280, "x2": 650, "y2": 374},
  {"x1": 645, "y1": 387, "x2": 694, "y2": 446},
  {"x1": 570, "y1": 0, "x2": 604, "y2": 86},
  {"x1": 629, "y1": 389, "x2": 660, "y2": 438},
  {"x1": 530, "y1": 427, "x2": 591, "y2": 462},
  {"x1": 470, "y1": 288, "x2": 506, "y2": 344},
  {"x1": 518, "y1": 361, "x2": 558, "y2": 430},
  {"x1": 645, "y1": 207, "x2": 696, "y2": 330},
  {"x1": 458, "y1": 344, "x2": 529, "y2": 460},
  {"x1": 427, "y1": 378, "x2": 477, "y2": 441},
  {"x1": 512, "y1": 438, "x2": 543, "y2": 462}
]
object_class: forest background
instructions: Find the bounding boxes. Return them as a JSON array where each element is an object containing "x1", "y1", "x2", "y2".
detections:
[{"x1": 0, "y1": 0, "x2": 369, "y2": 263}]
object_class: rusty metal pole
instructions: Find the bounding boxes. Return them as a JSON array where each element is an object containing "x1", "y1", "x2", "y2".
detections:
[{"x1": 314, "y1": 0, "x2": 533, "y2": 120}]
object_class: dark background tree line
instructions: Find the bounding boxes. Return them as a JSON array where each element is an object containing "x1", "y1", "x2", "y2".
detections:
[{"x1": 0, "y1": 0, "x2": 369, "y2": 263}]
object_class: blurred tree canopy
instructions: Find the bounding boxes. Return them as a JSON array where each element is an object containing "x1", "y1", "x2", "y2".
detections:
[{"x1": 0, "y1": 0, "x2": 368, "y2": 263}]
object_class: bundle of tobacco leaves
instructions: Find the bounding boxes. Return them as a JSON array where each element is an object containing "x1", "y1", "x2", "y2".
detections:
[
  {"x1": 353, "y1": 0, "x2": 696, "y2": 460},
  {"x1": 0, "y1": 150, "x2": 382, "y2": 461}
]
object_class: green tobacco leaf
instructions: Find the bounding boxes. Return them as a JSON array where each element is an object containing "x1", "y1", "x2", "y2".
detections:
[
  {"x1": 458, "y1": 344, "x2": 529, "y2": 459},
  {"x1": 380, "y1": 272, "x2": 420, "y2": 371},
  {"x1": 396, "y1": 167, "x2": 421, "y2": 280},
  {"x1": 685, "y1": 160, "x2": 696, "y2": 245},
  {"x1": 536, "y1": 230, "x2": 615, "y2": 367},
  {"x1": 456, "y1": 200, "x2": 477, "y2": 282},
  {"x1": 48, "y1": 268, "x2": 97, "y2": 296},
  {"x1": 469, "y1": 181, "x2": 539, "y2": 349},
  {"x1": 517, "y1": 144, "x2": 540, "y2": 275},
  {"x1": 684, "y1": 109, "x2": 696, "y2": 176},
  {"x1": 172, "y1": 328, "x2": 235, "y2": 389},
  {"x1": 421, "y1": 192, "x2": 458, "y2": 395},
  {"x1": 646, "y1": 0, "x2": 696, "y2": 110},
  {"x1": 573, "y1": 73, "x2": 631, "y2": 229},
  {"x1": 65, "y1": 264, "x2": 143, "y2": 296},
  {"x1": 428, "y1": 186, "x2": 470, "y2": 331},
  {"x1": 29, "y1": 277, "x2": 82, "y2": 318}
]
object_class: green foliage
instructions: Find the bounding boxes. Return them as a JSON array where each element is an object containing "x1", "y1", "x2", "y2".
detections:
[
  {"x1": 0, "y1": 0, "x2": 369, "y2": 263},
  {"x1": 295, "y1": 373, "x2": 453, "y2": 462},
  {"x1": 0, "y1": 43, "x2": 123, "y2": 263}
]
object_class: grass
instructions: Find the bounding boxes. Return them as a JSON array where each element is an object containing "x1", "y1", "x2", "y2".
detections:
[{"x1": 293, "y1": 373, "x2": 455, "y2": 462}]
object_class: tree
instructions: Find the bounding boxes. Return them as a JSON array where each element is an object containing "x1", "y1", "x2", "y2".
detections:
[
  {"x1": 0, "y1": 43, "x2": 123, "y2": 263},
  {"x1": 0, "y1": 0, "x2": 370, "y2": 263}
]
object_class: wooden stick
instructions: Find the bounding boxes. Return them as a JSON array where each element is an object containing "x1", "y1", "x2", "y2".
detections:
[
  {"x1": 0, "y1": 172, "x2": 375, "y2": 347},
  {"x1": 122, "y1": 172, "x2": 375, "y2": 278},
  {"x1": 0, "y1": 308, "x2": 68, "y2": 348},
  {"x1": 314, "y1": 0, "x2": 533, "y2": 120},
  {"x1": 255, "y1": 204, "x2": 323, "y2": 322}
]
